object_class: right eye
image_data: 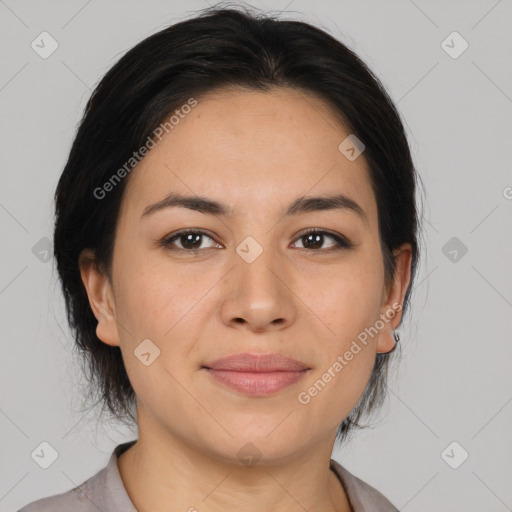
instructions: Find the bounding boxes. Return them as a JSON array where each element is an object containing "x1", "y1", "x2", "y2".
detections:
[{"x1": 160, "y1": 229, "x2": 222, "y2": 252}]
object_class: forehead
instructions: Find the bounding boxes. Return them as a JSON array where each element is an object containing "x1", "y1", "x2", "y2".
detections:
[{"x1": 121, "y1": 87, "x2": 377, "y2": 225}]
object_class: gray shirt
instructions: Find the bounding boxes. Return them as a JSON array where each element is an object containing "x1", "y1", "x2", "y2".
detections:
[{"x1": 18, "y1": 441, "x2": 398, "y2": 512}]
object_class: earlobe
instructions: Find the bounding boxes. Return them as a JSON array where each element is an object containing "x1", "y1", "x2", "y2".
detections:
[
  {"x1": 376, "y1": 325, "x2": 397, "y2": 354},
  {"x1": 78, "y1": 249, "x2": 121, "y2": 347},
  {"x1": 377, "y1": 330, "x2": 400, "y2": 355}
]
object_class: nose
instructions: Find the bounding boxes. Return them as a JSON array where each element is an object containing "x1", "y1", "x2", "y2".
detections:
[{"x1": 219, "y1": 243, "x2": 297, "y2": 333}]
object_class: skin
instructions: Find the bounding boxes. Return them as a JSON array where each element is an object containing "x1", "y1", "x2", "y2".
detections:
[{"x1": 79, "y1": 87, "x2": 412, "y2": 512}]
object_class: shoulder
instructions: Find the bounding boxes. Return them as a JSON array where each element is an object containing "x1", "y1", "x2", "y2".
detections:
[
  {"x1": 330, "y1": 459, "x2": 399, "y2": 512},
  {"x1": 17, "y1": 441, "x2": 137, "y2": 512},
  {"x1": 17, "y1": 466, "x2": 107, "y2": 512}
]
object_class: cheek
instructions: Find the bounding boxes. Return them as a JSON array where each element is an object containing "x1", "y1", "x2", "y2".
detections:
[
  {"x1": 112, "y1": 255, "x2": 209, "y2": 394},
  {"x1": 112, "y1": 248, "x2": 190, "y2": 338},
  {"x1": 297, "y1": 336, "x2": 377, "y2": 432},
  {"x1": 296, "y1": 263, "x2": 383, "y2": 421},
  {"x1": 310, "y1": 262, "x2": 384, "y2": 336}
]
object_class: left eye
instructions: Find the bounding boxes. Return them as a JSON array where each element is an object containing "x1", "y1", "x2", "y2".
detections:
[
  {"x1": 292, "y1": 229, "x2": 352, "y2": 251},
  {"x1": 161, "y1": 228, "x2": 352, "y2": 253}
]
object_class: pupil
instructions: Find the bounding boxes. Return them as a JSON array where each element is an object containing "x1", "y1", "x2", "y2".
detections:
[
  {"x1": 304, "y1": 233, "x2": 322, "y2": 249},
  {"x1": 182, "y1": 233, "x2": 201, "y2": 249}
]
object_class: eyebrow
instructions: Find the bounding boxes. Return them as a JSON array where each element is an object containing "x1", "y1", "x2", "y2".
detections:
[{"x1": 141, "y1": 192, "x2": 367, "y2": 223}]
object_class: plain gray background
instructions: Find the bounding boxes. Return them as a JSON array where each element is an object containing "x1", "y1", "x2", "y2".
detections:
[{"x1": 1, "y1": 0, "x2": 511, "y2": 510}]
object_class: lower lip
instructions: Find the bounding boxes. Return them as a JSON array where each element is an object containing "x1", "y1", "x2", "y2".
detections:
[{"x1": 204, "y1": 369, "x2": 309, "y2": 397}]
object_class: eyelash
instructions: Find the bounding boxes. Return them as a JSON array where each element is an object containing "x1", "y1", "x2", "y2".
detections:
[{"x1": 160, "y1": 228, "x2": 353, "y2": 254}]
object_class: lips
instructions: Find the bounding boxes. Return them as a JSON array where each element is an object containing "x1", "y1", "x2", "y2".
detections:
[
  {"x1": 202, "y1": 353, "x2": 311, "y2": 397},
  {"x1": 203, "y1": 352, "x2": 310, "y2": 372}
]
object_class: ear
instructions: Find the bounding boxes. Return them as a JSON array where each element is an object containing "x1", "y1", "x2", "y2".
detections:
[
  {"x1": 376, "y1": 243, "x2": 413, "y2": 354},
  {"x1": 78, "y1": 249, "x2": 121, "y2": 347}
]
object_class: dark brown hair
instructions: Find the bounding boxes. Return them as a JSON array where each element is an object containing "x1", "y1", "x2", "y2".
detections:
[{"x1": 53, "y1": 4, "x2": 423, "y2": 445}]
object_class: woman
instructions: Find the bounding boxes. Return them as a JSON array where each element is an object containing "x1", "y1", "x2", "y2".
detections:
[{"x1": 19, "y1": 4, "x2": 422, "y2": 511}]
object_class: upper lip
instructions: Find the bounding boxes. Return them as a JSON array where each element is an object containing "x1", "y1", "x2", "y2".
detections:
[{"x1": 203, "y1": 353, "x2": 310, "y2": 372}]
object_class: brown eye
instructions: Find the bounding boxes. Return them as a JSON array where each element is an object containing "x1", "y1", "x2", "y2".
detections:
[
  {"x1": 292, "y1": 229, "x2": 353, "y2": 252},
  {"x1": 162, "y1": 230, "x2": 218, "y2": 252}
]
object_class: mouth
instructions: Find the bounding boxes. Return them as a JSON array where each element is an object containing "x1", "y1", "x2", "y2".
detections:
[
  {"x1": 201, "y1": 352, "x2": 311, "y2": 397},
  {"x1": 202, "y1": 368, "x2": 310, "y2": 396}
]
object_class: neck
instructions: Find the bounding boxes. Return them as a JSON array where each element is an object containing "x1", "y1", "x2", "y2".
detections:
[{"x1": 117, "y1": 423, "x2": 351, "y2": 512}]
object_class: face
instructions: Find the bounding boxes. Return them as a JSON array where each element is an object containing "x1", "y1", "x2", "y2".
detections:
[{"x1": 80, "y1": 87, "x2": 411, "y2": 464}]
